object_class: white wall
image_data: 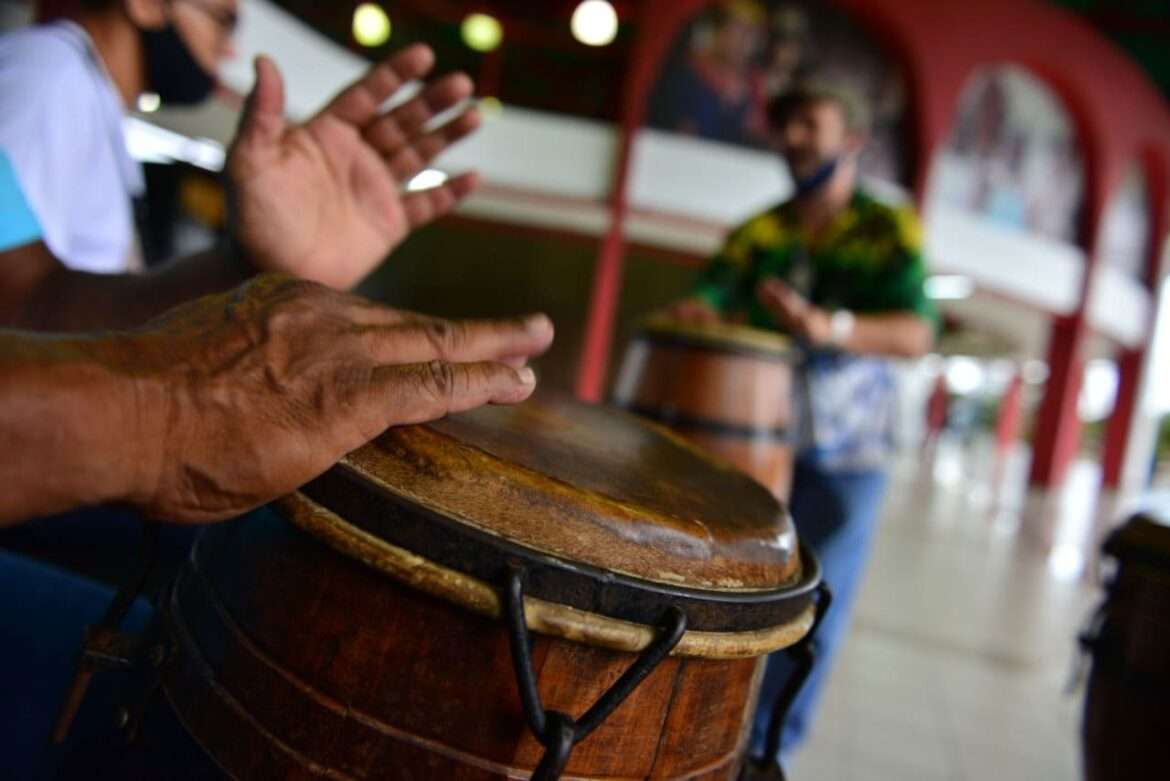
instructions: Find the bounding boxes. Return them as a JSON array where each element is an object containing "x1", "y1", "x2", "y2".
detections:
[{"x1": 218, "y1": 0, "x2": 367, "y2": 120}]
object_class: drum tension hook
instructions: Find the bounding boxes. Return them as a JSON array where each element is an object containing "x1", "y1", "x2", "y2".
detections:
[
  {"x1": 49, "y1": 522, "x2": 162, "y2": 745},
  {"x1": 745, "y1": 581, "x2": 833, "y2": 781},
  {"x1": 503, "y1": 564, "x2": 688, "y2": 781}
]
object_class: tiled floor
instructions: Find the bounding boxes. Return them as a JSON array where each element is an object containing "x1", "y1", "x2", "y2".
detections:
[{"x1": 788, "y1": 437, "x2": 1108, "y2": 781}]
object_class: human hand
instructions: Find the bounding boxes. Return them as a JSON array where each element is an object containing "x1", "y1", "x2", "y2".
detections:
[
  {"x1": 228, "y1": 46, "x2": 481, "y2": 290},
  {"x1": 756, "y1": 278, "x2": 830, "y2": 345},
  {"x1": 111, "y1": 274, "x2": 552, "y2": 523}
]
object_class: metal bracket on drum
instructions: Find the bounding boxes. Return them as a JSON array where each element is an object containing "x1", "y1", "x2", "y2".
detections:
[
  {"x1": 503, "y1": 564, "x2": 688, "y2": 781},
  {"x1": 49, "y1": 522, "x2": 163, "y2": 745},
  {"x1": 743, "y1": 581, "x2": 833, "y2": 781}
]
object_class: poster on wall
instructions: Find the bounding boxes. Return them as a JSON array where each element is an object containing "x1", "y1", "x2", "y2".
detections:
[
  {"x1": 1099, "y1": 163, "x2": 1150, "y2": 279},
  {"x1": 645, "y1": 0, "x2": 910, "y2": 186},
  {"x1": 928, "y1": 66, "x2": 1085, "y2": 245}
]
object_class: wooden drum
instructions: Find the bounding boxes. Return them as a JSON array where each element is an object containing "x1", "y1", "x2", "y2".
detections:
[
  {"x1": 1082, "y1": 514, "x2": 1170, "y2": 781},
  {"x1": 151, "y1": 394, "x2": 820, "y2": 779},
  {"x1": 614, "y1": 317, "x2": 799, "y2": 499}
]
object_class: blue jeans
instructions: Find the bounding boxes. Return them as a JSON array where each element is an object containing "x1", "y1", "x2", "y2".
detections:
[
  {"x1": 750, "y1": 459, "x2": 889, "y2": 759},
  {"x1": 0, "y1": 549, "x2": 154, "y2": 780}
]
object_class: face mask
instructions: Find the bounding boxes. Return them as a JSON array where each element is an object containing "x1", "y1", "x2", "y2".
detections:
[
  {"x1": 141, "y1": 23, "x2": 216, "y2": 106},
  {"x1": 791, "y1": 155, "x2": 841, "y2": 196}
]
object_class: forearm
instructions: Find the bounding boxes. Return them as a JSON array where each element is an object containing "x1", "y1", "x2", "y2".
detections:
[
  {"x1": 2, "y1": 245, "x2": 250, "y2": 332},
  {"x1": 0, "y1": 332, "x2": 159, "y2": 526},
  {"x1": 842, "y1": 312, "x2": 933, "y2": 358}
]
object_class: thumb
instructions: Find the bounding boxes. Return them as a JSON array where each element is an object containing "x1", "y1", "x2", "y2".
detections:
[
  {"x1": 235, "y1": 55, "x2": 286, "y2": 149},
  {"x1": 770, "y1": 280, "x2": 803, "y2": 308}
]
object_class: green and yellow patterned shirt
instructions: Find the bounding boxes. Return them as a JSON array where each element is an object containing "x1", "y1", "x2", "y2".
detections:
[
  {"x1": 690, "y1": 190, "x2": 935, "y2": 470},
  {"x1": 692, "y1": 190, "x2": 936, "y2": 329}
]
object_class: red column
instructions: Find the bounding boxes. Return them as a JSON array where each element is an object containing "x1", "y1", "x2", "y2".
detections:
[
  {"x1": 1100, "y1": 160, "x2": 1167, "y2": 489},
  {"x1": 1028, "y1": 128, "x2": 1113, "y2": 489},
  {"x1": 477, "y1": 50, "x2": 503, "y2": 99},
  {"x1": 1101, "y1": 347, "x2": 1145, "y2": 488},
  {"x1": 995, "y1": 370, "x2": 1024, "y2": 454},
  {"x1": 1028, "y1": 317, "x2": 1088, "y2": 488},
  {"x1": 574, "y1": 0, "x2": 708, "y2": 402},
  {"x1": 575, "y1": 127, "x2": 635, "y2": 402}
]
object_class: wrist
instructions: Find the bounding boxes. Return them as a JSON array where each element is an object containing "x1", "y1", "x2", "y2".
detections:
[
  {"x1": 0, "y1": 336, "x2": 164, "y2": 519},
  {"x1": 84, "y1": 335, "x2": 173, "y2": 510}
]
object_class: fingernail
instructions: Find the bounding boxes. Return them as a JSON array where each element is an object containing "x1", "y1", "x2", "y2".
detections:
[
  {"x1": 525, "y1": 314, "x2": 551, "y2": 333},
  {"x1": 518, "y1": 367, "x2": 536, "y2": 385}
]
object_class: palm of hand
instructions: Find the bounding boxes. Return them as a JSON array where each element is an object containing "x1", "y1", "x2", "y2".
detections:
[
  {"x1": 234, "y1": 117, "x2": 406, "y2": 290},
  {"x1": 228, "y1": 48, "x2": 480, "y2": 291}
]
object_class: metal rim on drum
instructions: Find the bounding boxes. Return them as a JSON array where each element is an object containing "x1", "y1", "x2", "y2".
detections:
[{"x1": 279, "y1": 486, "x2": 821, "y2": 659}]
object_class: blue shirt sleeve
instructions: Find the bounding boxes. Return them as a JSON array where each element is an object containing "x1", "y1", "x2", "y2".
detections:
[{"x1": 0, "y1": 149, "x2": 42, "y2": 251}]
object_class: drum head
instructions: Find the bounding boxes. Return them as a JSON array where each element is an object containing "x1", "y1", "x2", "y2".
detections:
[
  {"x1": 283, "y1": 393, "x2": 817, "y2": 655},
  {"x1": 638, "y1": 314, "x2": 795, "y2": 361}
]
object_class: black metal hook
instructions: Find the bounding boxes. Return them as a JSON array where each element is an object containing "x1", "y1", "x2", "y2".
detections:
[
  {"x1": 503, "y1": 564, "x2": 687, "y2": 781},
  {"x1": 758, "y1": 580, "x2": 833, "y2": 774},
  {"x1": 50, "y1": 521, "x2": 162, "y2": 745}
]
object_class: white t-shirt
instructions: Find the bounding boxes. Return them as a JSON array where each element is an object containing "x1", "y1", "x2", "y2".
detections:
[{"x1": 0, "y1": 21, "x2": 143, "y2": 273}]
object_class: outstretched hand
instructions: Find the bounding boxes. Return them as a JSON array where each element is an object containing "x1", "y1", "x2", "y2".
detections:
[{"x1": 228, "y1": 46, "x2": 482, "y2": 290}]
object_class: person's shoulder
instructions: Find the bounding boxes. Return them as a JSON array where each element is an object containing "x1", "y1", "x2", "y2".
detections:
[
  {"x1": 0, "y1": 24, "x2": 92, "y2": 95},
  {"x1": 855, "y1": 189, "x2": 923, "y2": 252},
  {"x1": 729, "y1": 206, "x2": 788, "y2": 246}
]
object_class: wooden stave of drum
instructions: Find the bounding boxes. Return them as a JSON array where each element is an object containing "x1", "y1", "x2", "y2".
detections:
[{"x1": 612, "y1": 317, "x2": 799, "y2": 501}]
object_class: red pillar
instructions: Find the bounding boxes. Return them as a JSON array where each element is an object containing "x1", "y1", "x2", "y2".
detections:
[
  {"x1": 574, "y1": 0, "x2": 710, "y2": 402},
  {"x1": 1101, "y1": 347, "x2": 1145, "y2": 488},
  {"x1": 1028, "y1": 124, "x2": 1112, "y2": 489},
  {"x1": 1028, "y1": 317, "x2": 1088, "y2": 488},
  {"x1": 1100, "y1": 159, "x2": 1167, "y2": 489},
  {"x1": 995, "y1": 370, "x2": 1024, "y2": 454},
  {"x1": 477, "y1": 50, "x2": 503, "y2": 99},
  {"x1": 575, "y1": 127, "x2": 635, "y2": 402}
]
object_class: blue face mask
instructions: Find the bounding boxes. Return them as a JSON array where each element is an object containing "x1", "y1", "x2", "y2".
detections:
[
  {"x1": 141, "y1": 23, "x2": 216, "y2": 106},
  {"x1": 791, "y1": 155, "x2": 841, "y2": 196}
]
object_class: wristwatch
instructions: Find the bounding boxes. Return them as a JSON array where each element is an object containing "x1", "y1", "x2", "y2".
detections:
[{"x1": 828, "y1": 310, "x2": 855, "y2": 348}]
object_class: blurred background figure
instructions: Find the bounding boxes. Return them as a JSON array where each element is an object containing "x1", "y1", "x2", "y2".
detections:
[
  {"x1": 668, "y1": 80, "x2": 935, "y2": 759},
  {"x1": 648, "y1": 0, "x2": 766, "y2": 146},
  {"x1": 0, "y1": 0, "x2": 237, "y2": 273}
]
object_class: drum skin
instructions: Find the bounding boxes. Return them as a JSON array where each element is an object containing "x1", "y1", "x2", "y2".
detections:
[
  {"x1": 158, "y1": 511, "x2": 764, "y2": 780},
  {"x1": 1082, "y1": 516, "x2": 1170, "y2": 781},
  {"x1": 614, "y1": 321, "x2": 796, "y2": 500}
]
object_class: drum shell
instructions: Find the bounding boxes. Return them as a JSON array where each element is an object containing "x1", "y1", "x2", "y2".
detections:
[
  {"x1": 614, "y1": 335, "x2": 796, "y2": 499},
  {"x1": 156, "y1": 511, "x2": 764, "y2": 780},
  {"x1": 1082, "y1": 521, "x2": 1170, "y2": 781}
]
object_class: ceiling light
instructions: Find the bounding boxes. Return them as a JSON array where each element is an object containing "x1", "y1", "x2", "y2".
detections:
[
  {"x1": 462, "y1": 13, "x2": 503, "y2": 52},
  {"x1": 353, "y1": 3, "x2": 391, "y2": 48},
  {"x1": 571, "y1": 1, "x2": 618, "y2": 47},
  {"x1": 137, "y1": 92, "x2": 161, "y2": 113}
]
